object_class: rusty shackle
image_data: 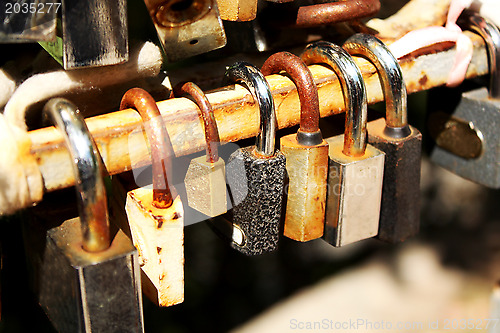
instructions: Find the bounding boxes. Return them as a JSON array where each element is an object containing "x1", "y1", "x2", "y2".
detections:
[
  {"x1": 120, "y1": 88, "x2": 174, "y2": 208},
  {"x1": 170, "y1": 82, "x2": 220, "y2": 163},
  {"x1": 301, "y1": 41, "x2": 368, "y2": 157},
  {"x1": 296, "y1": 0, "x2": 380, "y2": 28},
  {"x1": 261, "y1": 51, "x2": 323, "y2": 146}
]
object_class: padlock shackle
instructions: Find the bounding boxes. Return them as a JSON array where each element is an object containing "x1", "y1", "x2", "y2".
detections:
[
  {"x1": 301, "y1": 41, "x2": 368, "y2": 157},
  {"x1": 43, "y1": 98, "x2": 111, "y2": 253},
  {"x1": 171, "y1": 82, "x2": 220, "y2": 163},
  {"x1": 343, "y1": 34, "x2": 410, "y2": 134},
  {"x1": 120, "y1": 88, "x2": 174, "y2": 208},
  {"x1": 261, "y1": 52, "x2": 323, "y2": 146},
  {"x1": 460, "y1": 11, "x2": 500, "y2": 99},
  {"x1": 225, "y1": 61, "x2": 277, "y2": 156}
]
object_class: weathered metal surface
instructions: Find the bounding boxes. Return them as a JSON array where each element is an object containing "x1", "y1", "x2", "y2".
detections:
[
  {"x1": 226, "y1": 147, "x2": 286, "y2": 255},
  {"x1": 296, "y1": 0, "x2": 380, "y2": 28},
  {"x1": 27, "y1": 216, "x2": 144, "y2": 333},
  {"x1": 430, "y1": 87, "x2": 500, "y2": 188},
  {"x1": 144, "y1": 0, "x2": 226, "y2": 61},
  {"x1": 120, "y1": 88, "x2": 174, "y2": 208},
  {"x1": 281, "y1": 135, "x2": 328, "y2": 242},
  {"x1": 216, "y1": 0, "x2": 257, "y2": 21},
  {"x1": 324, "y1": 135, "x2": 385, "y2": 247},
  {"x1": 367, "y1": 118, "x2": 422, "y2": 243},
  {"x1": 26, "y1": 33, "x2": 489, "y2": 196},
  {"x1": 185, "y1": 156, "x2": 227, "y2": 217}
]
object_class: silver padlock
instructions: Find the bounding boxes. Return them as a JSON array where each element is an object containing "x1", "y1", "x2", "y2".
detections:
[
  {"x1": 429, "y1": 11, "x2": 500, "y2": 189},
  {"x1": 301, "y1": 41, "x2": 385, "y2": 247},
  {"x1": 39, "y1": 0, "x2": 128, "y2": 69},
  {"x1": 343, "y1": 33, "x2": 422, "y2": 243},
  {"x1": 143, "y1": 0, "x2": 226, "y2": 62},
  {"x1": 224, "y1": 61, "x2": 286, "y2": 255},
  {"x1": 27, "y1": 98, "x2": 144, "y2": 332}
]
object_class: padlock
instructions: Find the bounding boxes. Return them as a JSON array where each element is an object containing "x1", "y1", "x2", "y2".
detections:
[
  {"x1": 429, "y1": 11, "x2": 500, "y2": 189},
  {"x1": 302, "y1": 41, "x2": 385, "y2": 247},
  {"x1": 0, "y1": 0, "x2": 57, "y2": 43},
  {"x1": 143, "y1": 0, "x2": 226, "y2": 62},
  {"x1": 343, "y1": 33, "x2": 422, "y2": 243},
  {"x1": 27, "y1": 98, "x2": 144, "y2": 332},
  {"x1": 39, "y1": 0, "x2": 128, "y2": 69},
  {"x1": 171, "y1": 82, "x2": 227, "y2": 217},
  {"x1": 116, "y1": 88, "x2": 184, "y2": 307},
  {"x1": 261, "y1": 51, "x2": 329, "y2": 242},
  {"x1": 224, "y1": 61, "x2": 286, "y2": 255},
  {"x1": 216, "y1": 0, "x2": 257, "y2": 21}
]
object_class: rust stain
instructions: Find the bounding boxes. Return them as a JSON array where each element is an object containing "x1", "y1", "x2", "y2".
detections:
[
  {"x1": 157, "y1": 246, "x2": 162, "y2": 254},
  {"x1": 419, "y1": 75, "x2": 428, "y2": 87},
  {"x1": 172, "y1": 212, "x2": 179, "y2": 220},
  {"x1": 157, "y1": 219, "x2": 164, "y2": 229}
]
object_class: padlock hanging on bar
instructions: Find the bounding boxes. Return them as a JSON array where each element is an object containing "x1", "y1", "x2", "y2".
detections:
[
  {"x1": 39, "y1": 0, "x2": 128, "y2": 69},
  {"x1": 25, "y1": 98, "x2": 144, "y2": 332},
  {"x1": 261, "y1": 52, "x2": 329, "y2": 242},
  {"x1": 302, "y1": 42, "x2": 385, "y2": 247},
  {"x1": 429, "y1": 11, "x2": 500, "y2": 189},
  {"x1": 343, "y1": 33, "x2": 422, "y2": 243},
  {"x1": 172, "y1": 82, "x2": 227, "y2": 218},
  {"x1": 143, "y1": 0, "x2": 226, "y2": 62},
  {"x1": 113, "y1": 88, "x2": 184, "y2": 307},
  {"x1": 224, "y1": 61, "x2": 286, "y2": 255}
]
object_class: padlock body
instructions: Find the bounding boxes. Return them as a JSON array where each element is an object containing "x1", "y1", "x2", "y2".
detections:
[
  {"x1": 430, "y1": 87, "x2": 500, "y2": 188},
  {"x1": 367, "y1": 118, "x2": 422, "y2": 243},
  {"x1": 185, "y1": 155, "x2": 227, "y2": 217},
  {"x1": 216, "y1": 0, "x2": 257, "y2": 21},
  {"x1": 124, "y1": 187, "x2": 184, "y2": 307},
  {"x1": 324, "y1": 135, "x2": 385, "y2": 247},
  {"x1": 34, "y1": 217, "x2": 144, "y2": 333},
  {"x1": 280, "y1": 134, "x2": 329, "y2": 242},
  {"x1": 226, "y1": 146, "x2": 286, "y2": 255},
  {"x1": 145, "y1": 0, "x2": 227, "y2": 62}
]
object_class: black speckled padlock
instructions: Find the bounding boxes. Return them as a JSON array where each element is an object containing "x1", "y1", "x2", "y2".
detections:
[{"x1": 225, "y1": 62, "x2": 286, "y2": 255}]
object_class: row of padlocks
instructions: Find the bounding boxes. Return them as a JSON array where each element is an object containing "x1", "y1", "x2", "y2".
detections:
[{"x1": 0, "y1": 0, "x2": 499, "y2": 332}]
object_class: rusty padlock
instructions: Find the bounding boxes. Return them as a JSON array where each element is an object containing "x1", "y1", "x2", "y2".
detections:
[
  {"x1": 30, "y1": 98, "x2": 144, "y2": 332},
  {"x1": 117, "y1": 88, "x2": 184, "y2": 307},
  {"x1": 172, "y1": 82, "x2": 227, "y2": 217},
  {"x1": 261, "y1": 52, "x2": 329, "y2": 242},
  {"x1": 224, "y1": 61, "x2": 286, "y2": 255},
  {"x1": 343, "y1": 33, "x2": 422, "y2": 243},
  {"x1": 143, "y1": 0, "x2": 226, "y2": 62},
  {"x1": 429, "y1": 11, "x2": 500, "y2": 189},
  {"x1": 302, "y1": 41, "x2": 385, "y2": 247}
]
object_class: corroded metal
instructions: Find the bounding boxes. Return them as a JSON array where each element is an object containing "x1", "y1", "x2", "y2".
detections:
[
  {"x1": 296, "y1": 0, "x2": 380, "y2": 28},
  {"x1": 280, "y1": 135, "x2": 328, "y2": 241},
  {"x1": 144, "y1": 0, "x2": 226, "y2": 62},
  {"x1": 261, "y1": 51, "x2": 321, "y2": 137},
  {"x1": 172, "y1": 82, "x2": 227, "y2": 217},
  {"x1": 120, "y1": 88, "x2": 174, "y2": 208},
  {"x1": 171, "y1": 82, "x2": 220, "y2": 163}
]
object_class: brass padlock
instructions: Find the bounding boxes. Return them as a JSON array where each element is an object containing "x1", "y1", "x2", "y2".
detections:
[
  {"x1": 224, "y1": 61, "x2": 286, "y2": 255},
  {"x1": 39, "y1": 0, "x2": 128, "y2": 69},
  {"x1": 302, "y1": 41, "x2": 385, "y2": 247},
  {"x1": 143, "y1": 0, "x2": 226, "y2": 62},
  {"x1": 429, "y1": 11, "x2": 500, "y2": 189},
  {"x1": 343, "y1": 33, "x2": 422, "y2": 243},
  {"x1": 261, "y1": 51, "x2": 329, "y2": 242},
  {"x1": 171, "y1": 82, "x2": 227, "y2": 218},
  {"x1": 28, "y1": 98, "x2": 144, "y2": 332},
  {"x1": 117, "y1": 88, "x2": 184, "y2": 307}
]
